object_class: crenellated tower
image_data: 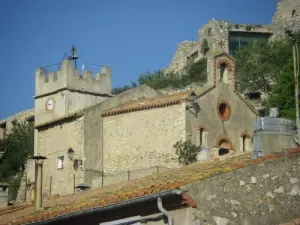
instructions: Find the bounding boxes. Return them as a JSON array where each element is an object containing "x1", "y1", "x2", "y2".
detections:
[{"x1": 34, "y1": 52, "x2": 112, "y2": 126}]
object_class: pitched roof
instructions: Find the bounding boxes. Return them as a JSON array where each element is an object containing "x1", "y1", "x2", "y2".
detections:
[
  {"x1": 34, "y1": 84, "x2": 162, "y2": 129},
  {"x1": 102, "y1": 90, "x2": 194, "y2": 117},
  {"x1": 2, "y1": 148, "x2": 300, "y2": 225}
]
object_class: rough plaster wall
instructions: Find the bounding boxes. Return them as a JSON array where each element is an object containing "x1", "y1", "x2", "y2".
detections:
[
  {"x1": 38, "y1": 116, "x2": 85, "y2": 196},
  {"x1": 271, "y1": 0, "x2": 300, "y2": 39},
  {"x1": 184, "y1": 154, "x2": 300, "y2": 225},
  {"x1": 198, "y1": 19, "x2": 229, "y2": 54},
  {"x1": 188, "y1": 83, "x2": 256, "y2": 153},
  {"x1": 166, "y1": 41, "x2": 198, "y2": 74},
  {"x1": 103, "y1": 104, "x2": 186, "y2": 174}
]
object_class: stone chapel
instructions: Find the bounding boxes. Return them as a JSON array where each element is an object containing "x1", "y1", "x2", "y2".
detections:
[{"x1": 0, "y1": 51, "x2": 258, "y2": 198}]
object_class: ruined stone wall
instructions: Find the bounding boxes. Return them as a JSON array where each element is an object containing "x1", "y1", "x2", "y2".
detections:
[
  {"x1": 198, "y1": 19, "x2": 230, "y2": 54},
  {"x1": 165, "y1": 41, "x2": 198, "y2": 74},
  {"x1": 0, "y1": 108, "x2": 34, "y2": 133},
  {"x1": 272, "y1": 0, "x2": 300, "y2": 39},
  {"x1": 37, "y1": 116, "x2": 85, "y2": 196},
  {"x1": 184, "y1": 153, "x2": 300, "y2": 225},
  {"x1": 102, "y1": 104, "x2": 186, "y2": 174}
]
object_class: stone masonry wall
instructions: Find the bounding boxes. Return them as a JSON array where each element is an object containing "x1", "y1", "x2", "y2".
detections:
[
  {"x1": 165, "y1": 41, "x2": 198, "y2": 74},
  {"x1": 37, "y1": 116, "x2": 85, "y2": 196},
  {"x1": 0, "y1": 108, "x2": 34, "y2": 132},
  {"x1": 102, "y1": 104, "x2": 186, "y2": 174},
  {"x1": 184, "y1": 153, "x2": 300, "y2": 225},
  {"x1": 198, "y1": 19, "x2": 230, "y2": 54},
  {"x1": 272, "y1": 0, "x2": 300, "y2": 39}
]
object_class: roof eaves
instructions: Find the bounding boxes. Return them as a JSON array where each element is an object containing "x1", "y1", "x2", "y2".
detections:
[
  {"x1": 102, "y1": 99, "x2": 183, "y2": 117},
  {"x1": 23, "y1": 189, "x2": 183, "y2": 225}
]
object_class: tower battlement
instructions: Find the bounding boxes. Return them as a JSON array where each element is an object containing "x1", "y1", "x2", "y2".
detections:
[{"x1": 35, "y1": 59, "x2": 112, "y2": 97}]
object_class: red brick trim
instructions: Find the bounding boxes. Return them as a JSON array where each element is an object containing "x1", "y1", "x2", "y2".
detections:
[
  {"x1": 217, "y1": 100, "x2": 232, "y2": 121},
  {"x1": 216, "y1": 135, "x2": 233, "y2": 150},
  {"x1": 216, "y1": 58, "x2": 233, "y2": 72},
  {"x1": 199, "y1": 125, "x2": 209, "y2": 131},
  {"x1": 240, "y1": 132, "x2": 251, "y2": 138}
]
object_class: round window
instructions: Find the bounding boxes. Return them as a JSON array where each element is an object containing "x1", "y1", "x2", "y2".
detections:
[{"x1": 217, "y1": 100, "x2": 231, "y2": 121}]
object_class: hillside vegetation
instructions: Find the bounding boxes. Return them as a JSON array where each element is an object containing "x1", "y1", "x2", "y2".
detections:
[
  {"x1": 112, "y1": 59, "x2": 207, "y2": 94},
  {"x1": 235, "y1": 31, "x2": 300, "y2": 119},
  {"x1": 0, "y1": 120, "x2": 34, "y2": 200}
]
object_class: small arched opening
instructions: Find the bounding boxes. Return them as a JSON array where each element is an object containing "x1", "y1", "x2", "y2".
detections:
[
  {"x1": 216, "y1": 136, "x2": 233, "y2": 156},
  {"x1": 200, "y1": 127, "x2": 204, "y2": 147},
  {"x1": 240, "y1": 133, "x2": 251, "y2": 152},
  {"x1": 220, "y1": 63, "x2": 227, "y2": 82},
  {"x1": 292, "y1": 10, "x2": 296, "y2": 18}
]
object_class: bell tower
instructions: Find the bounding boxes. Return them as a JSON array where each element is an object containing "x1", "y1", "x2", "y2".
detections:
[
  {"x1": 206, "y1": 52, "x2": 236, "y2": 90},
  {"x1": 34, "y1": 46, "x2": 113, "y2": 126}
]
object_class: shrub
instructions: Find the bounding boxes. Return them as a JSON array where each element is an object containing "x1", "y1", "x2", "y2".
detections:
[
  {"x1": 112, "y1": 59, "x2": 207, "y2": 95},
  {"x1": 174, "y1": 140, "x2": 200, "y2": 165}
]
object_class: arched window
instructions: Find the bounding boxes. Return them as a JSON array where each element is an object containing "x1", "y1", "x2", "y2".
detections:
[
  {"x1": 216, "y1": 136, "x2": 233, "y2": 156},
  {"x1": 242, "y1": 135, "x2": 246, "y2": 152},
  {"x1": 240, "y1": 133, "x2": 251, "y2": 152},
  {"x1": 220, "y1": 63, "x2": 227, "y2": 82},
  {"x1": 292, "y1": 10, "x2": 296, "y2": 18},
  {"x1": 200, "y1": 128, "x2": 204, "y2": 147}
]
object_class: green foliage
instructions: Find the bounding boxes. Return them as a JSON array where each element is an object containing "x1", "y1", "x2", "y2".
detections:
[
  {"x1": 112, "y1": 59, "x2": 207, "y2": 94},
  {"x1": 0, "y1": 120, "x2": 34, "y2": 200},
  {"x1": 7, "y1": 174, "x2": 21, "y2": 201},
  {"x1": 174, "y1": 140, "x2": 199, "y2": 165},
  {"x1": 235, "y1": 31, "x2": 300, "y2": 119},
  {"x1": 112, "y1": 82, "x2": 137, "y2": 95},
  {"x1": 201, "y1": 39, "x2": 209, "y2": 55}
]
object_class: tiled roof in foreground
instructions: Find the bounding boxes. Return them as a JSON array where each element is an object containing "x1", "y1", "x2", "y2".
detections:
[{"x1": 1, "y1": 148, "x2": 300, "y2": 225}]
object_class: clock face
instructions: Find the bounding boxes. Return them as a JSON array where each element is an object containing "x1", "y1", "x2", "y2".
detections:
[{"x1": 45, "y1": 99, "x2": 55, "y2": 111}]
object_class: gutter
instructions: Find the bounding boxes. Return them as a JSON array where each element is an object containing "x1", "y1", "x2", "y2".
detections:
[{"x1": 27, "y1": 189, "x2": 183, "y2": 225}]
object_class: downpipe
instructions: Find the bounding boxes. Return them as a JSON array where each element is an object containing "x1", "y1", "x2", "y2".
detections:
[{"x1": 157, "y1": 196, "x2": 173, "y2": 225}]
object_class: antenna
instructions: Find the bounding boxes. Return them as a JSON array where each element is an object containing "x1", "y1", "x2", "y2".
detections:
[{"x1": 68, "y1": 45, "x2": 79, "y2": 69}]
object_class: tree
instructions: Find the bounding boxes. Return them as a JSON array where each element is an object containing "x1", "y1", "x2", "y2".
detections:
[
  {"x1": 174, "y1": 140, "x2": 199, "y2": 165},
  {"x1": 0, "y1": 120, "x2": 34, "y2": 200},
  {"x1": 235, "y1": 31, "x2": 300, "y2": 119}
]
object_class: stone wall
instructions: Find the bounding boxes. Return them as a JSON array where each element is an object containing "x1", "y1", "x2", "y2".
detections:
[
  {"x1": 102, "y1": 103, "x2": 186, "y2": 174},
  {"x1": 37, "y1": 116, "x2": 85, "y2": 196},
  {"x1": 272, "y1": 0, "x2": 300, "y2": 39},
  {"x1": 165, "y1": 41, "x2": 198, "y2": 74},
  {"x1": 198, "y1": 19, "x2": 230, "y2": 54},
  {"x1": 187, "y1": 83, "x2": 257, "y2": 157},
  {"x1": 0, "y1": 183, "x2": 9, "y2": 208},
  {"x1": 184, "y1": 153, "x2": 300, "y2": 225},
  {"x1": 0, "y1": 108, "x2": 34, "y2": 133}
]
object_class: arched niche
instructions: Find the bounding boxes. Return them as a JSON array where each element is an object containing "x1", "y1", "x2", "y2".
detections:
[
  {"x1": 216, "y1": 58, "x2": 233, "y2": 83},
  {"x1": 240, "y1": 132, "x2": 251, "y2": 152},
  {"x1": 216, "y1": 135, "x2": 233, "y2": 156}
]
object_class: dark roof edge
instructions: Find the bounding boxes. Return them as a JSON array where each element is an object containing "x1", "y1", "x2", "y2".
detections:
[{"x1": 27, "y1": 189, "x2": 183, "y2": 225}]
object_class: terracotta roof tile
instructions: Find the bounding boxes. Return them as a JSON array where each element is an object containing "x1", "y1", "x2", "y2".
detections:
[
  {"x1": 280, "y1": 218, "x2": 300, "y2": 225},
  {"x1": 2, "y1": 148, "x2": 300, "y2": 225},
  {"x1": 102, "y1": 90, "x2": 194, "y2": 117}
]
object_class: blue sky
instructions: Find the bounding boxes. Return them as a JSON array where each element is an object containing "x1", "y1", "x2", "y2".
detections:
[{"x1": 0, "y1": 0, "x2": 277, "y2": 119}]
